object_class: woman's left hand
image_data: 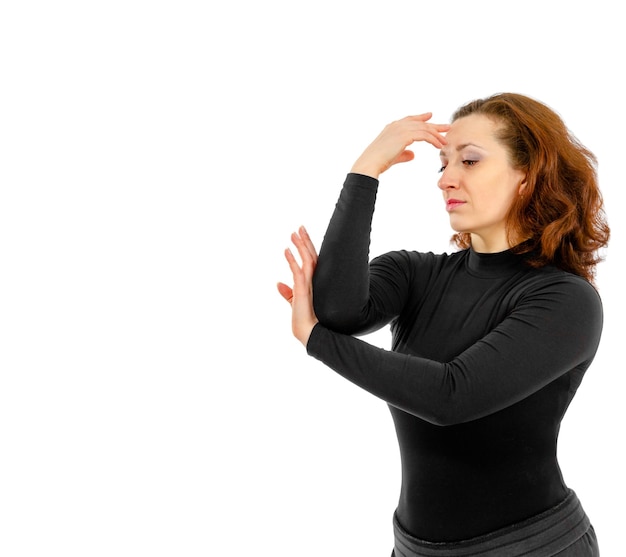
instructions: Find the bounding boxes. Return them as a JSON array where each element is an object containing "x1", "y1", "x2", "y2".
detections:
[{"x1": 277, "y1": 226, "x2": 319, "y2": 347}]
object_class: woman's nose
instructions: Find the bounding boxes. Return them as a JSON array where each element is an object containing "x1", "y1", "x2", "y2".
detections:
[{"x1": 437, "y1": 168, "x2": 459, "y2": 191}]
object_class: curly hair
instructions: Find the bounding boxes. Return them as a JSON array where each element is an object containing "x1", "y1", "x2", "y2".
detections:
[{"x1": 451, "y1": 93, "x2": 609, "y2": 284}]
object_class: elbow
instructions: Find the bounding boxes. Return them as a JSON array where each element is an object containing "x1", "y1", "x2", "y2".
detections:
[
  {"x1": 312, "y1": 273, "x2": 369, "y2": 334},
  {"x1": 422, "y1": 399, "x2": 491, "y2": 427},
  {"x1": 312, "y1": 298, "x2": 341, "y2": 324},
  {"x1": 428, "y1": 412, "x2": 465, "y2": 427},
  {"x1": 426, "y1": 364, "x2": 480, "y2": 426},
  {"x1": 313, "y1": 301, "x2": 367, "y2": 335},
  {"x1": 393, "y1": 392, "x2": 466, "y2": 427},
  {"x1": 421, "y1": 403, "x2": 461, "y2": 427},
  {"x1": 394, "y1": 402, "x2": 463, "y2": 427},
  {"x1": 414, "y1": 372, "x2": 476, "y2": 427}
]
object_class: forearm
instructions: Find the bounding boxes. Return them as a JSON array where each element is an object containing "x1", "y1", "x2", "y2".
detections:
[
  {"x1": 307, "y1": 323, "x2": 449, "y2": 424},
  {"x1": 312, "y1": 173, "x2": 380, "y2": 332}
]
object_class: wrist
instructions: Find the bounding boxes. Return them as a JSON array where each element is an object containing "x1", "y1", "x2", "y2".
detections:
[
  {"x1": 350, "y1": 162, "x2": 381, "y2": 180},
  {"x1": 297, "y1": 320, "x2": 318, "y2": 347}
]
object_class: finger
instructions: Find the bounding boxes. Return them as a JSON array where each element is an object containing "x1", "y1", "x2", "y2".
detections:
[
  {"x1": 284, "y1": 247, "x2": 303, "y2": 278},
  {"x1": 407, "y1": 114, "x2": 450, "y2": 131},
  {"x1": 391, "y1": 150, "x2": 415, "y2": 165},
  {"x1": 290, "y1": 232, "x2": 315, "y2": 277},
  {"x1": 406, "y1": 112, "x2": 433, "y2": 122},
  {"x1": 276, "y1": 282, "x2": 294, "y2": 303},
  {"x1": 418, "y1": 129, "x2": 448, "y2": 148},
  {"x1": 298, "y1": 226, "x2": 318, "y2": 264},
  {"x1": 432, "y1": 135, "x2": 448, "y2": 148},
  {"x1": 399, "y1": 121, "x2": 449, "y2": 148},
  {"x1": 430, "y1": 124, "x2": 451, "y2": 145}
]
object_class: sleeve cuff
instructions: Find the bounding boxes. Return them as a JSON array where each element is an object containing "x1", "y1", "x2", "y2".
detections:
[
  {"x1": 345, "y1": 172, "x2": 380, "y2": 189},
  {"x1": 306, "y1": 322, "x2": 326, "y2": 357}
]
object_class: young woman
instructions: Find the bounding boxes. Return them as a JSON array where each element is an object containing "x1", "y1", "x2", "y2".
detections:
[{"x1": 277, "y1": 93, "x2": 609, "y2": 556}]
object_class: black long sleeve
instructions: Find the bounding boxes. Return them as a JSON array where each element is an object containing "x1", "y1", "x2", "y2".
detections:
[
  {"x1": 307, "y1": 172, "x2": 604, "y2": 541},
  {"x1": 312, "y1": 172, "x2": 388, "y2": 334},
  {"x1": 308, "y1": 274, "x2": 601, "y2": 425}
]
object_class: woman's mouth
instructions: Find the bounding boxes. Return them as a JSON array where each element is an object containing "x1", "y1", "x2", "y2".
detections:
[{"x1": 446, "y1": 199, "x2": 466, "y2": 212}]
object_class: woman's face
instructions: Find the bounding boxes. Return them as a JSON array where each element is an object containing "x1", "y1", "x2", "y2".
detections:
[{"x1": 438, "y1": 114, "x2": 526, "y2": 253}]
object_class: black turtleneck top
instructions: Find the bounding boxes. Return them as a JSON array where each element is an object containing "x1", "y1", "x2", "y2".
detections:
[{"x1": 307, "y1": 173, "x2": 603, "y2": 542}]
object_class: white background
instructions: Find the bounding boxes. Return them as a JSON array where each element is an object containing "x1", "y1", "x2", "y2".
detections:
[{"x1": 1, "y1": 1, "x2": 623, "y2": 555}]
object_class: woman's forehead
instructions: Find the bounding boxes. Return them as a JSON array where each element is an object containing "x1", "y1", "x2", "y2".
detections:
[{"x1": 443, "y1": 115, "x2": 503, "y2": 153}]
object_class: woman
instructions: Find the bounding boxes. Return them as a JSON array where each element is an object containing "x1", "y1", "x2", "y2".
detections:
[{"x1": 277, "y1": 93, "x2": 609, "y2": 556}]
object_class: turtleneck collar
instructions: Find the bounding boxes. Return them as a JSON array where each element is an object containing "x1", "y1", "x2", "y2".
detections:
[{"x1": 465, "y1": 246, "x2": 528, "y2": 278}]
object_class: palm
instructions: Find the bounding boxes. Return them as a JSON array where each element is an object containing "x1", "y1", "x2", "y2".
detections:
[{"x1": 277, "y1": 226, "x2": 319, "y2": 346}]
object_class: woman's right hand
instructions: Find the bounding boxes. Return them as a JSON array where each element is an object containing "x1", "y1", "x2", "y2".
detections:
[
  {"x1": 351, "y1": 113, "x2": 450, "y2": 179},
  {"x1": 277, "y1": 226, "x2": 319, "y2": 347}
]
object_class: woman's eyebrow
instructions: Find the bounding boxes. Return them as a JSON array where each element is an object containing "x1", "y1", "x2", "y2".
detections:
[{"x1": 439, "y1": 142, "x2": 485, "y2": 157}]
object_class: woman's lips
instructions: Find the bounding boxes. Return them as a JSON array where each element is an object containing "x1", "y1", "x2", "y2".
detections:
[{"x1": 446, "y1": 199, "x2": 466, "y2": 212}]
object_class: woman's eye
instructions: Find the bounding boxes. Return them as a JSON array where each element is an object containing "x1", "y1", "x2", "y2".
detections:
[
  {"x1": 462, "y1": 160, "x2": 478, "y2": 166},
  {"x1": 438, "y1": 165, "x2": 446, "y2": 173}
]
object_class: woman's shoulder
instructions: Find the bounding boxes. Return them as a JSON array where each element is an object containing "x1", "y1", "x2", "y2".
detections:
[
  {"x1": 516, "y1": 264, "x2": 603, "y2": 315},
  {"x1": 369, "y1": 249, "x2": 466, "y2": 287},
  {"x1": 373, "y1": 247, "x2": 464, "y2": 266},
  {"x1": 522, "y1": 263, "x2": 600, "y2": 291},
  {"x1": 371, "y1": 248, "x2": 463, "y2": 273}
]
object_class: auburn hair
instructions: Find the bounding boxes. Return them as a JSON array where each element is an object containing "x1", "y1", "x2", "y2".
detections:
[{"x1": 451, "y1": 93, "x2": 609, "y2": 284}]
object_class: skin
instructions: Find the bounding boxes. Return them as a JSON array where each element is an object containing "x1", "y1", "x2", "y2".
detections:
[
  {"x1": 438, "y1": 114, "x2": 527, "y2": 253},
  {"x1": 277, "y1": 112, "x2": 526, "y2": 346},
  {"x1": 276, "y1": 227, "x2": 319, "y2": 346}
]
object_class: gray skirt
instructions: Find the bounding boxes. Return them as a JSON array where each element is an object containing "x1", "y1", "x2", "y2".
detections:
[{"x1": 392, "y1": 490, "x2": 598, "y2": 557}]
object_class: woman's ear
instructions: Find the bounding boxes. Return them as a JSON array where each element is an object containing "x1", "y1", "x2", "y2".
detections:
[{"x1": 518, "y1": 177, "x2": 528, "y2": 196}]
